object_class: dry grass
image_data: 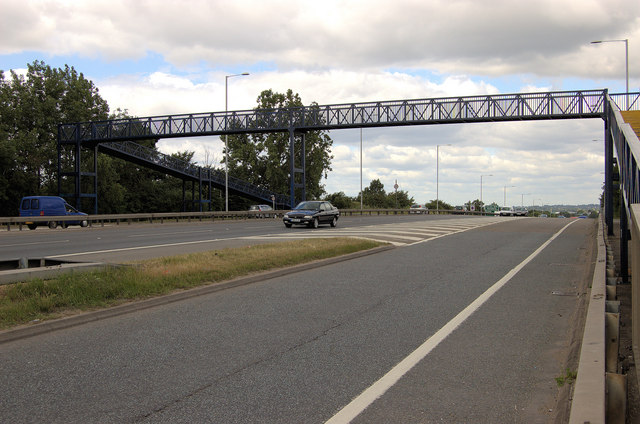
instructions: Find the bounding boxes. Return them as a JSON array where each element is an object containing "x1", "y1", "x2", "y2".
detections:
[{"x1": 0, "y1": 238, "x2": 383, "y2": 329}]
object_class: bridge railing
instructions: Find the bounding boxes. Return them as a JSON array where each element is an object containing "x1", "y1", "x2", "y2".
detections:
[
  {"x1": 569, "y1": 94, "x2": 640, "y2": 423},
  {"x1": 59, "y1": 90, "x2": 617, "y2": 144},
  {"x1": 610, "y1": 93, "x2": 640, "y2": 363}
]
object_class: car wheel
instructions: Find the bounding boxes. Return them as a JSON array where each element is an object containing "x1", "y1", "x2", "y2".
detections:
[
  {"x1": 27, "y1": 224, "x2": 37, "y2": 230},
  {"x1": 61, "y1": 222, "x2": 69, "y2": 229},
  {"x1": 330, "y1": 216, "x2": 337, "y2": 227},
  {"x1": 80, "y1": 220, "x2": 88, "y2": 228},
  {"x1": 311, "y1": 218, "x2": 319, "y2": 229},
  {"x1": 48, "y1": 221, "x2": 57, "y2": 229},
  {"x1": 284, "y1": 223, "x2": 292, "y2": 228}
]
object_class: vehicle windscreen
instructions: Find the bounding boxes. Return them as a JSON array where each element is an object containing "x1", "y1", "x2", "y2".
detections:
[{"x1": 295, "y1": 201, "x2": 321, "y2": 210}]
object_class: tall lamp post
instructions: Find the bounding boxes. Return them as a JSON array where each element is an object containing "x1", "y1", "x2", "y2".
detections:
[
  {"x1": 360, "y1": 128, "x2": 363, "y2": 210},
  {"x1": 591, "y1": 38, "x2": 629, "y2": 110},
  {"x1": 436, "y1": 144, "x2": 451, "y2": 214},
  {"x1": 480, "y1": 174, "x2": 492, "y2": 213},
  {"x1": 224, "y1": 72, "x2": 250, "y2": 212},
  {"x1": 503, "y1": 185, "x2": 515, "y2": 207}
]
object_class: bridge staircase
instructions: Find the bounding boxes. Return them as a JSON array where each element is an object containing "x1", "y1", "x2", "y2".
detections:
[
  {"x1": 100, "y1": 141, "x2": 290, "y2": 208},
  {"x1": 84, "y1": 141, "x2": 290, "y2": 211}
]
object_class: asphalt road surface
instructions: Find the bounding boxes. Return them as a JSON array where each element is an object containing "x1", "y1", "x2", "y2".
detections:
[
  {"x1": 0, "y1": 216, "x2": 596, "y2": 423},
  {"x1": 1, "y1": 214, "x2": 508, "y2": 263}
]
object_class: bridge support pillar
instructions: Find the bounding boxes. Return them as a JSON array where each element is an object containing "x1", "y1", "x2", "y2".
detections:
[
  {"x1": 621, "y1": 192, "x2": 629, "y2": 283},
  {"x1": 57, "y1": 124, "x2": 98, "y2": 214},
  {"x1": 605, "y1": 114, "x2": 614, "y2": 235},
  {"x1": 289, "y1": 128, "x2": 306, "y2": 208}
]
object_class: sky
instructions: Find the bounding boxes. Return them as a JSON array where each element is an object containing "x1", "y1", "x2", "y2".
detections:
[{"x1": 1, "y1": 0, "x2": 639, "y2": 207}]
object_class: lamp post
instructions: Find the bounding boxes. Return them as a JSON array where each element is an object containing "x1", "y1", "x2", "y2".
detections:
[
  {"x1": 591, "y1": 38, "x2": 629, "y2": 110},
  {"x1": 360, "y1": 128, "x2": 363, "y2": 211},
  {"x1": 436, "y1": 144, "x2": 451, "y2": 214},
  {"x1": 503, "y1": 185, "x2": 515, "y2": 207},
  {"x1": 481, "y1": 174, "x2": 492, "y2": 213},
  {"x1": 521, "y1": 193, "x2": 531, "y2": 207},
  {"x1": 224, "y1": 72, "x2": 250, "y2": 212}
]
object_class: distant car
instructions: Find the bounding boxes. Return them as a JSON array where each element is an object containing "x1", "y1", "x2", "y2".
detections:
[
  {"x1": 539, "y1": 214, "x2": 548, "y2": 218},
  {"x1": 410, "y1": 204, "x2": 428, "y2": 214},
  {"x1": 578, "y1": 215, "x2": 588, "y2": 219},
  {"x1": 248, "y1": 204, "x2": 273, "y2": 218},
  {"x1": 514, "y1": 207, "x2": 528, "y2": 216},
  {"x1": 283, "y1": 200, "x2": 339, "y2": 228},
  {"x1": 558, "y1": 215, "x2": 566, "y2": 218},
  {"x1": 499, "y1": 206, "x2": 515, "y2": 216}
]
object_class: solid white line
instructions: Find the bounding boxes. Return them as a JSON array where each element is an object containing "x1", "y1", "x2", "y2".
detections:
[
  {"x1": 46, "y1": 236, "x2": 246, "y2": 258},
  {"x1": 325, "y1": 219, "x2": 578, "y2": 424},
  {"x1": 0, "y1": 239, "x2": 70, "y2": 248}
]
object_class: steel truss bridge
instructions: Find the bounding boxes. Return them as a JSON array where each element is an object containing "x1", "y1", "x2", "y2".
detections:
[{"x1": 58, "y1": 89, "x2": 638, "y2": 217}]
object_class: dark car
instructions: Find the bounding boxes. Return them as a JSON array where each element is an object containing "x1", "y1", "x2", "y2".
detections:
[{"x1": 283, "y1": 200, "x2": 339, "y2": 228}]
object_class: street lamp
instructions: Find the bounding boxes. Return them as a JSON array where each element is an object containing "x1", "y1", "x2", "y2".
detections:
[
  {"x1": 521, "y1": 193, "x2": 531, "y2": 207},
  {"x1": 503, "y1": 185, "x2": 515, "y2": 207},
  {"x1": 224, "y1": 72, "x2": 250, "y2": 212},
  {"x1": 436, "y1": 144, "x2": 451, "y2": 214},
  {"x1": 481, "y1": 174, "x2": 492, "y2": 212},
  {"x1": 591, "y1": 38, "x2": 629, "y2": 110},
  {"x1": 360, "y1": 128, "x2": 363, "y2": 211}
]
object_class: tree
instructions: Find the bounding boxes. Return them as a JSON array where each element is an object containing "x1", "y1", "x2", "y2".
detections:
[
  {"x1": 362, "y1": 179, "x2": 387, "y2": 208},
  {"x1": 467, "y1": 199, "x2": 484, "y2": 212},
  {"x1": 225, "y1": 89, "x2": 333, "y2": 209},
  {"x1": 325, "y1": 191, "x2": 353, "y2": 209},
  {"x1": 386, "y1": 189, "x2": 414, "y2": 209},
  {"x1": 0, "y1": 61, "x2": 109, "y2": 216},
  {"x1": 425, "y1": 199, "x2": 453, "y2": 210}
]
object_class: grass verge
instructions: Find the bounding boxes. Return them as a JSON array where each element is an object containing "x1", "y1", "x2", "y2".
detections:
[{"x1": 0, "y1": 238, "x2": 384, "y2": 330}]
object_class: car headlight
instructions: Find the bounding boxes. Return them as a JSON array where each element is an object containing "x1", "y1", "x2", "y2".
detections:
[{"x1": 304, "y1": 215, "x2": 312, "y2": 219}]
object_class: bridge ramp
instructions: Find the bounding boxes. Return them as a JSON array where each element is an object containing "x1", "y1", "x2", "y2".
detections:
[{"x1": 621, "y1": 111, "x2": 640, "y2": 138}]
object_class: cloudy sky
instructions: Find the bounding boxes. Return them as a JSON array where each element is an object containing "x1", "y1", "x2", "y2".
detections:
[{"x1": 2, "y1": 0, "x2": 639, "y2": 207}]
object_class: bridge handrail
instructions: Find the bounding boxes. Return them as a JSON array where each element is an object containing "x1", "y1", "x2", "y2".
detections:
[
  {"x1": 608, "y1": 92, "x2": 640, "y2": 395},
  {"x1": 58, "y1": 89, "x2": 639, "y2": 144}
]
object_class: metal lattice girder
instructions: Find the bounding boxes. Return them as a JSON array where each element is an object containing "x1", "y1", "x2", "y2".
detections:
[{"x1": 59, "y1": 90, "x2": 640, "y2": 144}]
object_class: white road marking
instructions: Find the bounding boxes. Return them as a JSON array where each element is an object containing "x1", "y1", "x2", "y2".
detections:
[
  {"x1": 0, "y1": 239, "x2": 70, "y2": 248},
  {"x1": 324, "y1": 219, "x2": 577, "y2": 424},
  {"x1": 127, "y1": 229, "x2": 215, "y2": 237},
  {"x1": 46, "y1": 217, "x2": 512, "y2": 258},
  {"x1": 256, "y1": 217, "x2": 512, "y2": 246},
  {"x1": 46, "y1": 236, "x2": 248, "y2": 258}
]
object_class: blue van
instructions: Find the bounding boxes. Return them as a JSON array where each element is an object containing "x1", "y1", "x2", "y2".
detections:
[{"x1": 19, "y1": 196, "x2": 88, "y2": 230}]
